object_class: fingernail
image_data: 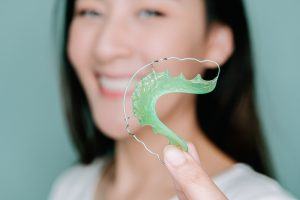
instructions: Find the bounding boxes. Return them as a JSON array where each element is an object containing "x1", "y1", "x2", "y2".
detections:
[{"x1": 163, "y1": 145, "x2": 186, "y2": 167}]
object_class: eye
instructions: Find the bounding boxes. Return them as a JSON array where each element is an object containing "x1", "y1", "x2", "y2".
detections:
[
  {"x1": 138, "y1": 9, "x2": 165, "y2": 19},
  {"x1": 75, "y1": 9, "x2": 102, "y2": 18}
]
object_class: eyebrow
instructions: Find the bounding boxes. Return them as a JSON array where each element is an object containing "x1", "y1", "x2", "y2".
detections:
[
  {"x1": 140, "y1": 0, "x2": 182, "y2": 4},
  {"x1": 99, "y1": 0, "x2": 182, "y2": 2},
  {"x1": 79, "y1": 0, "x2": 182, "y2": 4},
  {"x1": 151, "y1": 0, "x2": 181, "y2": 2}
]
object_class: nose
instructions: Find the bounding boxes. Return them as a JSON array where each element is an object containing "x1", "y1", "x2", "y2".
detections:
[{"x1": 93, "y1": 17, "x2": 132, "y2": 65}]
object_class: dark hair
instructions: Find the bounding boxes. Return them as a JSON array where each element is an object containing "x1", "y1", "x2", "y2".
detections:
[{"x1": 57, "y1": 0, "x2": 272, "y2": 175}]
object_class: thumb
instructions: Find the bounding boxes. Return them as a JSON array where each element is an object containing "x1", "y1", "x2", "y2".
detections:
[{"x1": 163, "y1": 143, "x2": 227, "y2": 200}]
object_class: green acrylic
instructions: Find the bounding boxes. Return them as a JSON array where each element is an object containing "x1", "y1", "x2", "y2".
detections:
[{"x1": 132, "y1": 69, "x2": 219, "y2": 152}]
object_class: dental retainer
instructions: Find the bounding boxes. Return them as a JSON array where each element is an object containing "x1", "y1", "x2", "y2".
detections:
[{"x1": 123, "y1": 57, "x2": 220, "y2": 162}]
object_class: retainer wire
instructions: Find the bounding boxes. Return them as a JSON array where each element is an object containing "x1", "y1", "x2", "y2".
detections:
[{"x1": 122, "y1": 57, "x2": 220, "y2": 165}]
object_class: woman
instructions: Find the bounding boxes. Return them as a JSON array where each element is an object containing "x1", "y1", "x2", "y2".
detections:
[{"x1": 49, "y1": 0, "x2": 295, "y2": 199}]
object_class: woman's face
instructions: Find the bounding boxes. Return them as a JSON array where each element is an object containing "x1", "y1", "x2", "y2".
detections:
[{"x1": 67, "y1": 0, "x2": 226, "y2": 139}]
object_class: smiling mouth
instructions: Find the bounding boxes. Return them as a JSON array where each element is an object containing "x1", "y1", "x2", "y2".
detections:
[
  {"x1": 97, "y1": 75, "x2": 136, "y2": 98},
  {"x1": 100, "y1": 75, "x2": 131, "y2": 90}
]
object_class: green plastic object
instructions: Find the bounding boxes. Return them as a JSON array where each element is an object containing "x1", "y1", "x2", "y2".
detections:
[{"x1": 132, "y1": 69, "x2": 219, "y2": 152}]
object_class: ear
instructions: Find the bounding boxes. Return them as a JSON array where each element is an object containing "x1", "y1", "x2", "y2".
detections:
[{"x1": 203, "y1": 23, "x2": 234, "y2": 68}]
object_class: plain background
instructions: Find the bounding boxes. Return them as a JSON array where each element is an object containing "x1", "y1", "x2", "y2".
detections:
[{"x1": 0, "y1": 0, "x2": 299, "y2": 199}]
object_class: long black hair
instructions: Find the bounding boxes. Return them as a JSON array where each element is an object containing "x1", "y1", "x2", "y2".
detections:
[{"x1": 56, "y1": 0, "x2": 272, "y2": 175}]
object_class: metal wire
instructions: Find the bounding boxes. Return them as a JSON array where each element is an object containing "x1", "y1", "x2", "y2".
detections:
[{"x1": 122, "y1": 56, "x2": 220, "y2": 164}]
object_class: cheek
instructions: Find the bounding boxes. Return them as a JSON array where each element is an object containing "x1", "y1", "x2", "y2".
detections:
[
  {"x1": 67, "y1": 21, "x2": 99, "y2": 98},
  {"x1": 68, "y1": 22, "x2": 93, "y2": 69},
  {"x1": 142, "y1": 22, "x2": 206, "y2": 60}
]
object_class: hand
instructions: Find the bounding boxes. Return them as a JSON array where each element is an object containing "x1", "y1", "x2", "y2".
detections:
[{"x1": 163, "y1": 143, "x2": 228, "y2": 200}]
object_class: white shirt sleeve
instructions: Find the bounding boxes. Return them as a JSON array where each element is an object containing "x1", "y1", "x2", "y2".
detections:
[
  {"x1": 48, "y1": 159, "x2": 104, "y2": 200},
  {"x1": 212, "y1": 163, "x2": 296, "y2": 200}
]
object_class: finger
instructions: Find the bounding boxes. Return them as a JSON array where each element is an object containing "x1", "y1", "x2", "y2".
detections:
[
  {"x1": 187, "y1": 143, "x2": 200, "y2": 165},
  {"x1": 172, "y1": 178, "x2": 188, "y2": 200},
  {"x1": 166, "y1": 156, "x2": 188, "y2": 200},
  {"x1": 163, "y1": 145, "x2": 227, "y2": 200}
]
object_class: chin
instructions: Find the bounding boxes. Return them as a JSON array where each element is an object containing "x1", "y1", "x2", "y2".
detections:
[
  {"x1": 94, "y1": 117, "x2": 127, "y2": 141},
  {"x1": 91, "y1": 108, "x2": 132, "y2": 141},
  {"x1": 89, "y1": 92, "x2": 144, "y2": 141}
]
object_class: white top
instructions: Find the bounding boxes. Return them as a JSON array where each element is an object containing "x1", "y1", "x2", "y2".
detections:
[{"x1": 48, "y1": 157, "x2": 296, "y2": 200}]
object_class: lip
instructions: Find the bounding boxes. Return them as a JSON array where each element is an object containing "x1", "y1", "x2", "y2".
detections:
[{"x1": 99, "y1": 84, "x2": 134, "y2": 98}]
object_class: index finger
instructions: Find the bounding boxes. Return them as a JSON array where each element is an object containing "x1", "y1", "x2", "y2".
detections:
[{"x1": 163, "y1": 143, "x2": 228, "y2": 200}]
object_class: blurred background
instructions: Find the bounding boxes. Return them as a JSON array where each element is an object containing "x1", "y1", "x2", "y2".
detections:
[{"x1": 0, "y1": 0, "x2": 299, "y2": 199}]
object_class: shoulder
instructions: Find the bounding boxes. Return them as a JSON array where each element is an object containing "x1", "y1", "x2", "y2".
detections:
[
  {"x1": 48, "y1": 157, "x2": 107, "y2": 200},
  {"x1": 213, "y1": 163, "x2": 296, "y2": 200}
]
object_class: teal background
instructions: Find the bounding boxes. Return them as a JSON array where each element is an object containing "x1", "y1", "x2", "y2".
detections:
[{"x1": 0, "y1": 0, "x2": 299, "y2": 199}]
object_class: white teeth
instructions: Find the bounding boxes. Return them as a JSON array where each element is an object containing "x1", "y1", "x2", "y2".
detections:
[{"x1": 99, "y1": 76, "x2": 131, "y2": 91}]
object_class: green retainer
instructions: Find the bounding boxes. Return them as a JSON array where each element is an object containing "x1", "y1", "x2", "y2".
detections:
[{"x1": 132, "y1": 70, "x2": 218, "y2": 152}]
